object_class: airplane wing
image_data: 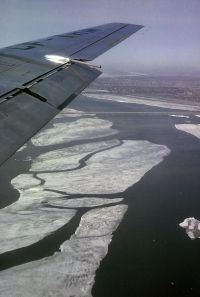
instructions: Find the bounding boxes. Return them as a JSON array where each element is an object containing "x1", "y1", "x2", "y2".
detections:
[{"x1": 0, "y1": 22, "x2": 143, "y2": 165}]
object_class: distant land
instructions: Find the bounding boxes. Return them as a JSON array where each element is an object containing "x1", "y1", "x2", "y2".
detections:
[{"x1": 89, "y1": 74, "x2": 200, "y2": 105}]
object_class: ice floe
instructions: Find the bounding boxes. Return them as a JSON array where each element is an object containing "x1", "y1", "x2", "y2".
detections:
[
  {"x1": 12, "y1": 140, "x2": 170, "y2": 195},
  {"x1": 58, "y1": 108, "x2": 96, "y2": 118},
  {"x1": 0, "y1": 136, "x2": 169, "y2": 252},
  {"x1": 31, "y1": 139, "x2": 120, "y2": 172},
  {"x1": 0, "y1": 108, "x2": 170, "y2": 296},
  {"x1": 0, "y1": 207, "x2": 76, "y2": 254},
  {"x1": 170, "y1": 114, "x2": 189, "y2": 118},
  {"x1": 74, "y1": 205, "x2": 127, "y2": 238},
  {"x1": 175, "y1": 124, "x2": 200, "y2": 139},
  {"x1": 17, "y1": 143, "x2": 28, "y2": 152},
  {"x1": 2, "y1": 138, "x2": 169, "y2": 256},
  {"x1": 45, "y1": 197, "x2": 123, "y2": 208},
  {"x1": 84, "y1": 92, "x2": 200, "y2": 111},
  {"x1": 1, "y1": 140, "x2": 121, "y2": 253},
  {"x1": 179, "y1": 217, "x2": 200, "y2": 240},
  {"x1": 32, "y1": 117, "x2": 117, "y2": 146},
  {"x1": 85, "y1": 88, "x2": 109, "y2": 93},
  {"x1": 0, "y1": 205, "x2": 126, "y2": 297},
  {"x1": 37, "y1": 140, "x2": 170, "y2": 194}
]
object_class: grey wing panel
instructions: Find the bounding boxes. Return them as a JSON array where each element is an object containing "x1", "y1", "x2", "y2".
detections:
[
  {"x1": 30, "y1": 63, "x2": 100, "y2": 108},
  {"x1": 0, "y1": 61, "x2": 53, "y2": 96},
  {"x1": 0, "y1": 22, "x2": 142, "y2": 164},
  {"x1": 70, "y1": 24, "x2": 143, "y2": 60},
  {"x1": 0, "y1": 23, "x2": 143, "y2": 96},
  {"x1": 0, "y1": 64, "x2": 101, "y2": 165},
  {"x1": 0, "y1": 93, "x2": 57, "y2": 165}
]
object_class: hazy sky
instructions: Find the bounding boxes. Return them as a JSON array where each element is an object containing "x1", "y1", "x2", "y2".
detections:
[{"x1": 0, "y1": 0, "x2": 200, "y2": 76}]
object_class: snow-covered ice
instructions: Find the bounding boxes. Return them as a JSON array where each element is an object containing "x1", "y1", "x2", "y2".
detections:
[
  {"x1": 0, "y1": 207, "x2": 76, "y2": 254},
  {"x1": 32, "y1": 118, "x2": 117, "y2": 146},
  {"x1": 175, "y1": 124, "x2": 200, "y2": 139},
  {"x1": 179, "y1": 217, "x2": 200, "y2": 240},
  {"x1": 58, "y1": 108, "x2": 96, "y2": 118},
  {"x1": 0, "y1": 205, "x2": 127, "y2": 297},
  {"x1": 46, "y1": 197, "x2": 123, "y2": 208},
  {"x1": 170, "y1": 114, "x2": 189, "y2": 118},
  {"x1": 13, "y1": 140, "x2": 170, "y2": 195},
  {"x1": 31, "y1": 140, "x2": 120, "y2": 172},
  {"x1": 0, "y1": 109, "x2": 170, "y2": 296},
  {"x1": 84, "y1": 92, "x2": 200, "y2": 111}
]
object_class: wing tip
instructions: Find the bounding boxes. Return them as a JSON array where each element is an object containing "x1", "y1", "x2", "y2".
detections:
[{"x1": 105, "y1": 22, "x2": 144, "y2": 28}]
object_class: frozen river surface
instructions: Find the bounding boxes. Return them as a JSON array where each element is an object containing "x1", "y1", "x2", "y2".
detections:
[{"x1": 0, "y1": 91, "x2": 200, "y2": 297}]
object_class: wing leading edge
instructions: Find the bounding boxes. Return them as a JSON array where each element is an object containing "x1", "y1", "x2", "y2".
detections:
[{"x1": 0, "y1": 22, "x2": 143, "y2": 165}]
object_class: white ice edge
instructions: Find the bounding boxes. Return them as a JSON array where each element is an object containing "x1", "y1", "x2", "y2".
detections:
[
  {"x1": 0, "y1": 109, "x2": 170, "y2": 296},
  {"x1": 17, "y1": 143, "x2": 28, "y2": 152},
  {"x1": 46, "y1": 197, "x2": 123, "y2": 209},
  {"x1": 12, "y1": 140, "x2": 170, "y2": 195},
  {"x1": 179, "y1": 217, "x2": 200, "y2": 240},
  {"x1": 85, "y1": 88, "x2": 110, "y2": 93},
  {"x1": 175, "y1": 124, "x2": 200, "y2": 139},
  {"x1": 0, "y1": 205, "x2": 127, "y2": 297},
  {"x1": 170, "y1": 114, "x2": 189, "y2": 118},
  {"x1": 58, "y1": 108, "x2": 96, "y2": 118},
  {"x1": 84, "y1": 92, "x2": 200, "y2": 111},
  {"x1": 31, "y1": 139, "x2": 120, "y2": 172},
  {"x1": 31, "y1": 117, "x2": 117, "y2": 146},
  {"x1": 0, "y1": 139, "x2": 169, "y2": 255},
  {"x1": 0, "y1": 139, "x2": 121, "y2": 253}
]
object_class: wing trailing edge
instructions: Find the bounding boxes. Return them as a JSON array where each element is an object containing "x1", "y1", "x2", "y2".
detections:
[{"x1": 0, "y1": 22, "x2": 143, "y2": 165}]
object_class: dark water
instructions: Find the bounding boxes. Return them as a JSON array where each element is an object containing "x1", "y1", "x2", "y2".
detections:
[
  {"x1": 1, "y1": 94, "x2": 200, "y2": 296},
  {"x1": 72, "y1": 96, "x2": 200, "y2": 297}
]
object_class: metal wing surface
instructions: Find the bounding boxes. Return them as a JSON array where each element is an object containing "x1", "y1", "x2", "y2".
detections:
[{"x1": 0, "y1": 22, "x2": 143, "y2": 165}]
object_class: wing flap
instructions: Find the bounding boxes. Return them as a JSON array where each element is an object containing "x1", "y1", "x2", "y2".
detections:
[
  {"x1": 30, "y1": 63, "x2": 101, "y2": 108},
  {"x1": 0, "y1": 22, "x2": 143, "y2": 165},
  {"x1": 0, "y1": 93, "x2": 57, "y2": 164},
  {"x1": 0, "y1": 63, "x2": 101, "y2": 165},
  {"x1": 0, "y1": 62, "x2": 53, "y2": 97}
]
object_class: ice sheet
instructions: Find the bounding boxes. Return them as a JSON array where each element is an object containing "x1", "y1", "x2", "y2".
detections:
[
  {"x1": 0, "y1": 207, "x2": 76, "y2": 253},
  {"x1": 0, "y1": 108, "x2": 170, "y2": 296},
  {"x1": 31, "y1": 139, "x2": 120, "y2": 172},
  {"x1": 179, "y1": 217, "x2": 200, "y2": 240},
  {"x1": 46, "y1": 197, "x2": 123, "y2": 208},
  {"x1": 175, "y1": 124, "x2": 200, "y2": 139},
  {"x1": 4, "y1": 137, "x2": 169, "y2": 255},
  {"x1": 0, "y1": 206, "x2": 127, "y2": 297},
  {"x1": 84, "y1": 92, "x2": 200, "y2": 111},
  {"x1": 11, "y1": 141, "x2": 170, "y2": 196},
  {"x1": 1, "y1": 140, "x2": 120, "y2": 253},
  {"x1": 58, "y1": 108, "x2": 96, "y2": 118},
  {"x1": 32, "y1": 140, "x2": 170, "y2": 194},
  {"x1": 32, "y1": 118, "x2": 117, "y2": 146},
  {"x1": 170, "y1": 114, "x2": 189, "y2": 118}
]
